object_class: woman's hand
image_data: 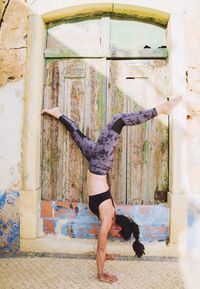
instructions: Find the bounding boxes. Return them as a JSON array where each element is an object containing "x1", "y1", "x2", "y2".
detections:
[{"x1": 41, "y1": 107, "x2": 62, "y2": 119}]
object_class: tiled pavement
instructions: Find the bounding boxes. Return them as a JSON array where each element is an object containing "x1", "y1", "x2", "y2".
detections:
[{"x1": 0, "y1": 255, "x2": 185, "y2": 289}]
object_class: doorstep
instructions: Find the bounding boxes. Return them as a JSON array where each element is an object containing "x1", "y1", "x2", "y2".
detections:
[{"x1": 20, "y1": 237, "x2": 179, "y2": 257}]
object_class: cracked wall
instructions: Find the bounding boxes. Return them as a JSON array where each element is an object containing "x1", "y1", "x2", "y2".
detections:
[
  {"x1": 0, "y1": 0, "x2": 28, "y2": 86},
  {"x1": 0, "y1": 0, "x2": 28, "y2": 253}
]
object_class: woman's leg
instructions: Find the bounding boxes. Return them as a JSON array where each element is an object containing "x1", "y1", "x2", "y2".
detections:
[
  {"x1": 96, "y1": 96, "x2": 182, "y2": 139},
  {"x1": 89, "y1": 107, "x2": 157, "y2": 173},
  {"x1": 59, "y1": 115, "x2": 96, "y2": 161},
  {"x1": 90, "y1": 96, "x2": 182, "y2": 174},
  {"x1": 113, "y1": 107, "x2": 158, "y2": 134},
  {"x1": 41, "y1": 107, "x2": 96, "y2": 161}
]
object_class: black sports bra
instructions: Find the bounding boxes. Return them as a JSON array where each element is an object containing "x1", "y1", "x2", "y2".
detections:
[{"x1": 89, "y1": 190, "x2": 115, "y2": 219}]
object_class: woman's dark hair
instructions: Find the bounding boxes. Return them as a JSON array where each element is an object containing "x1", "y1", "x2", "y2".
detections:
[{"x1": 115, "y1": 214, "x2": 145, "y2": 257}]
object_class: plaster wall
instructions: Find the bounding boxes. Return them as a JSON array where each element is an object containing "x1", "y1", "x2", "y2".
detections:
[
  {"x1": 179, "y1": 2, "x2": 200, "y2": 288},
  {"x1": 182, "y1": 0, "x2": 200, "y2": 253},
  {"x1": 0, "y1": 0, "x2": 28, "y2": 253},
  {"x1": 184, "y1": 1, "x2": 200, "y2": 198}
]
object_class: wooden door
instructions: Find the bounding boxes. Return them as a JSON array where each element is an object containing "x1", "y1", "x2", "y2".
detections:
[
  {"x1": 41, "y1": 58, "x2": 168, "y2": 204},
  {"x1": 107, "y1": 60, "x2": 169, "y2": 204},
  {"x1": 41, "y1": 58, "x2": 106, "y2": 201}
]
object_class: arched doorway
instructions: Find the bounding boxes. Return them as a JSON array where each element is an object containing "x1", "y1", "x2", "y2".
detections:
[{"x1": 40, "y1": 15, "x2": 169, "y2": 240}]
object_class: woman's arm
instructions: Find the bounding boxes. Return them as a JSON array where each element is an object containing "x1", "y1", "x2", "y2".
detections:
[
  {"x1": 96, "y1": 214, "x2": 118, "y2": 283},
  {"x1": 96, "y1": 221, "x2": 109, "y2": 276}
]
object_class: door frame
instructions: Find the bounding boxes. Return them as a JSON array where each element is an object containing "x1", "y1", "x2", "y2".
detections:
[{"x1": 21, "y1": 2, "x2": 187, "y2": 248}]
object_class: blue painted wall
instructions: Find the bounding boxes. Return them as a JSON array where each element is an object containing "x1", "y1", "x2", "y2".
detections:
[
  {"x1": 41, "y1": 201, "x2": 169, "y2": 242},
  {"x1": 0, "y1": 191, "x2": 20, "y2": 254}
]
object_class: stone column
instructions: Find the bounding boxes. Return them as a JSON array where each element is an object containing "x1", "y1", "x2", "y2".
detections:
[
  {"x1": 21, "y1": 13, "x2": 46, "y2": 239},
  {"x1": 167, "y1": 14, "x2": 188, "y2": 244}
]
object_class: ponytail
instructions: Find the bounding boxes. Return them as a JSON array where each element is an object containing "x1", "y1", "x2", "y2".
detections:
[
  {"x1": 115, "y1": 214, "x2": 145, "y2": 257},
  {"x1": 129, "y1": 219, "x2": 145, "y2": 258}
]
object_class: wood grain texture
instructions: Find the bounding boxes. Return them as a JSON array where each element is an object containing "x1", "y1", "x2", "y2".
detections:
[
  {"x1": 125, "y1": 60, "x2": 168, "y2": 204},
  {"x1": 42, "y1": 59, "x2": 105, "y2": 201},
  {"x1": 41, "y1": 61, "x2": 60, "y2": 200},
  {"x1": 107, "y1": 60, "x2": 127, "y2": 204},
  {"x1": 82, "y1": 59, "x2": 104, "y2": 202}
]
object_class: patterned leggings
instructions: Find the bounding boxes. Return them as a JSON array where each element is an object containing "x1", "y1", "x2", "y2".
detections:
[{"x1": 59, "y1": 108, "x2": 158, "y2": 175}]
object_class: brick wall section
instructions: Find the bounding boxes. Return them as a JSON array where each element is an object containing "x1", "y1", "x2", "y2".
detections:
[
  {"x1": 41, "y1": 201, "x2": 53, "y2": 218},
  {"x1": 40, "y1": 201, "x2": 169, "y2": 241},
  {"x1": 43, "y1": 219, "x2": 56, "y2": 234}
]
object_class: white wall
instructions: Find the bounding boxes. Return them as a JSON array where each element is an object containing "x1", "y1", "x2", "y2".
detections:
[{"x1": 0, "y1": 80, "x2": 24, "y2": 192}]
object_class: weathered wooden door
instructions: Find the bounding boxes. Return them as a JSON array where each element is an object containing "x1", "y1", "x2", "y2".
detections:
[
  {"x1": 41, "y1": 58, "x2": 168, "y2": 204},
  {"x1": 107, "y1": 60, "x2": 168, "y2": 204},
  {"x1": 41, "y1": 59, "x2": 106, "y2": 201}
]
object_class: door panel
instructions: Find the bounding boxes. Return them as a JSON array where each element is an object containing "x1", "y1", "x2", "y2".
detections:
[
  {"x1": 125, "y1": 60, "x2": 168, "y2": 204},
  {"x1": 42, "y1": 58, "x2": 168, "y2": 204},
  {"x1": 106, "y1": 60, "x2": 127, "y2": 204},
  {"x1": 42, "y1": 59, "x2": 105, "y2": 201},
  {"x1": 82, "y1": 59, "x2": 106, "y2": 201},
  {"x1": 42, "y1": 61, "x2": 60, "y2": 200},
  {"x1": 107, "y1": 60, "x2": 168, "y2": 204}
]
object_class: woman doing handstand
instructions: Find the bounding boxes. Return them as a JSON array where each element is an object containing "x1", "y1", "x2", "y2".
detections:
[{"x1": 41, "y1": 95, "x2": 182, "y2": 283}]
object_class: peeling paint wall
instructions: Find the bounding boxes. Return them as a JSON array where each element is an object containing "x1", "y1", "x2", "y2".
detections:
[
  {"x1": 0, "y1": 0, "x2": 28, "y2": 253},
  {"x1": 39, "y1": 201, "x2": 169, "y2": 242},
  {"x1": 0, "y1": 191, "x2": 20, "y2": 253}
]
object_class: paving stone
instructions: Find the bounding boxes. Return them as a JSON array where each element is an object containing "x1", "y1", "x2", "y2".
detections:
[{"x1": 0, "y1": 256, "x2": 185, "y2": 289}]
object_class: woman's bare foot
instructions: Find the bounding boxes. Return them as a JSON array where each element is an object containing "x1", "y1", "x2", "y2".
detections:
[
  {"x1": 98, "y1": 273, "x2": 118, "y2": 283},
  {"x1": 156, "y1": 96, "x2": 183, "y2": 115},
  {"x1": 41, "y1": 107, "x2": 62, "y2": 119},
  {"x1": 105, "y1": 254, "x2": 116, "y2": 261}
]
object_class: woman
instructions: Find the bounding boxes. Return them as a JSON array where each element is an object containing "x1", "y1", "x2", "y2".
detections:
[{"x1": 41, "y1": 95, "x2": 182, "y2": 283}]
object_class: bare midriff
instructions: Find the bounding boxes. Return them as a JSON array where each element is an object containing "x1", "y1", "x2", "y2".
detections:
[{"x1": 87, "y1": 170, "x2": 109, "y2": 196}]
